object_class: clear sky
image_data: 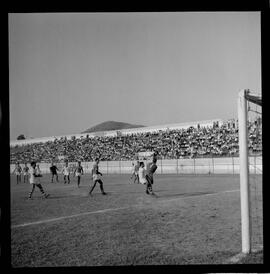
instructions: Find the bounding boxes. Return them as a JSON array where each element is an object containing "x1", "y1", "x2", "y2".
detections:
[{"x1": 8, "y1": 12, "x2": 261, "y2": 140}]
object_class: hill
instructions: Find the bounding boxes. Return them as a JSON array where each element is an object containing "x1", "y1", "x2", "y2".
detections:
[{"x1": 82, "y1": 121, "x2": 145, "y2": 133}]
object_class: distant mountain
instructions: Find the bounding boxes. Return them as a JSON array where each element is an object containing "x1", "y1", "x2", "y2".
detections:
[{"x1": 82, "y1": 121, "x2": 145, "y2": 133}]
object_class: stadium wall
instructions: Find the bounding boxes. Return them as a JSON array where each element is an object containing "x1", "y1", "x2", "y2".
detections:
[{"x1": 10, "y1": 156, "x2": 262, "y2": 175}]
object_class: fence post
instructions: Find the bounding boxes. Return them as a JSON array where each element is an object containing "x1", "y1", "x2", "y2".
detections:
[
  {"x1": 161, "y1": 158, "x2": 163, "y2": 174},
  {"x1": 232, "y1": 156, "x2": 234, "y2": 175},
  {"x1": 119, "y1": 160, "x2": 121, "y2": 174},
  {"x1": 254, "y1": 155, "x2": 256, "y2": 175},
  {"x1": 212, "y1": 156, "x2": 215, "y2": 174},
  {"x1": 193, "y1": 157, "x2": 196, "y2": 175},
  {"x1": 177, "y1": 158, "x2": 179, "y2": 175},
  {"x1": 107, "y1": 161, "x2": 108, "y2": 175}
]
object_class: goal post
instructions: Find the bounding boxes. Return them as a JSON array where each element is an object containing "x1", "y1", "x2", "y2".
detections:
[{"x1": 238, "y1": 89, "x2": 262, "y2": 254}]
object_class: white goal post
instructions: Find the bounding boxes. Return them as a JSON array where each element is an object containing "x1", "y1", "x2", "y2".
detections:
[{"x1": 238, "y1": 89, "x2": 262, "y2": 254}]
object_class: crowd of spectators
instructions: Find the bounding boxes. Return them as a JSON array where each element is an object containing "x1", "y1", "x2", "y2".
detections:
[{"x1": 10, "y1": 119, "x2": 262, "y2": 164}]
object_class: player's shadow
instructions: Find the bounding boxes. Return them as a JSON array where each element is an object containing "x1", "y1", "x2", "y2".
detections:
[
  {"x1": 45, "y1": 195, "x2": 79, "y2": 199},
  {"x1": 158, "y1": 191, "x2": 216, "y2": 199}
]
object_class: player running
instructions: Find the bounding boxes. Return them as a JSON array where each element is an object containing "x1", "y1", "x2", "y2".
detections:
[
  {"x1": 138, "y1": 162, "x2": 147, "y2": 184},
  {"x1": 145, "y1": 157, "x2": 158, "y2": 195},
  {"x1": 62, "y1": 161, "x2": 70, "y2": 184},
  {"x1": 13, "y1": 162, "x2": 22, "y2": 184},
  {"x1": 28, "y1": 161, "x2": 49, "y2": 199},
  {"x1": 89, "y1": 158, "x2": 106, "y2": 196},
  {"x1": 50, "y1": 162, "x2": 59, "y2": 183},
  {"x1": 23, "y1": 163, "x2": 29, "y2": 183},
  {"x1": 73, "y1": 161, "x2": 84, "y2": 187}
]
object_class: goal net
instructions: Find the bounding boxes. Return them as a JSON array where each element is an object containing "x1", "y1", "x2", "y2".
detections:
[{"x1": 238, "y1": 89, "x2": 263, "y2": 254}]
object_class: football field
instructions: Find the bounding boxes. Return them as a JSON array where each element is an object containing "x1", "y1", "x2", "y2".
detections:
[{"x1": 10, "y1": 173, "x2": 263, "y2": 266}]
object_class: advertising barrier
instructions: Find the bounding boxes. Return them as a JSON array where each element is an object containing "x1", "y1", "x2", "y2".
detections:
[{"x1": 10, "y1": 156, "x2": 262, "y2": 175}]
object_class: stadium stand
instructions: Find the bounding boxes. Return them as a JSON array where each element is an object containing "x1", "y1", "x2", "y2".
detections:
[{"x1": 10, "y1": 118, "x2": 262, "y2": 164}]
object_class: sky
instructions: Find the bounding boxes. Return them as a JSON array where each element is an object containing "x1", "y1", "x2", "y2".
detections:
[{"x1": 8, "y1": 12, "x2": 261, "y2": 140}]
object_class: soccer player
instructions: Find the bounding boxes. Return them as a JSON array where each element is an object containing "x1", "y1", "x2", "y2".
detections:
[
  {"x1": 28, "y1": 161, "x2": 49, "y2": 199},
  {"x1": 73, "y1": 161, "x2": 84, "y2": 187},
  {"x1": 62, "y1": 161, "x2": 70, "y2": 184},
  {"x1": 50, "y1": 162, "x2": 59, "y2": 183},
  {"x1": 145, "y1": 157, "x2": 158, "y2": 195},
  {"x1": 89, "y1": 158, "x2": 106, "y2": 195},
  {"x1": 13, "y1": 162, "x2": 22, "y2": 184},
  {"x1": 138, "y1": 162, "x2": 147, "y2": 185},
  {"x1": 23, "y1": 163, "x2": 29, "y2": 183},
  {"x1": 130, "y1": 162, "x2": 136, "y2": 181},
  {"x1": 133, "y1": 160, "x2": 140, "y2": 184},
  {"x1": 36, "y1": 163, "x2": 42, "y2": 176}
]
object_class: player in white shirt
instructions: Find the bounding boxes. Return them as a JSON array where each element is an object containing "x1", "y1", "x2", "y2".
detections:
[
  {"x1": 62, "y1": 161, "x2": 70, "y2": 184},
  {"x1": 13, "y1": 162, "x2": 22, "y2": 184},
  {"x1": 133, "y1": 161, "x2": 140, "y2": 184},
  {"x1": 23, "y1": 163, "x2": 29, "y2": 183},
  {"x1": 130, "y1": 162, "x2": 135, "y2": 181},
  {"x1": 138, "y1": 162, "x2": 147, "y2": 185},
  {"x1": 28, "y1": 161, "x2": 49, "y2": 199},
  {"x1": 36, "y1": 164, "x2": 42, "y2": 176},
  {"x1": 89, "y1": 158, "x2": 106, "y2": 195}
]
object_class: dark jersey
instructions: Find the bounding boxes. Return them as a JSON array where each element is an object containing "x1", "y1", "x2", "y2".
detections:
[
  {"x1": 146, "y1": 163, "x2": 157, "y2": 178},
  {"x1": 75, "y1": 166, "x2": 84, "y2": 173},
  {"x1": 50, "y1": 165, "x2": 58, "y2": 174}
]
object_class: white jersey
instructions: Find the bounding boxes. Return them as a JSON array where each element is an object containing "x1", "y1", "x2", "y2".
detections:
[
  {"x1": 92, "y1": 174, "x2": 101, "y2": 181},
  {"x1": 36, "y1": 167, "x2": 41, "y2": 176},
  {"x1": 138, "y1": 167, "x2": 147, "y2": 184},
  {"x1": 29, "y1": 167, "x2": 36, "y2": 184},
  {"x1": 63, "y1": 166, "x2": 70, "y2": 176}
]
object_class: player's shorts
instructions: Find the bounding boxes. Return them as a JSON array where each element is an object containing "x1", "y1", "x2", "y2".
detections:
[
  {"x1": 24, "y1": 172, "x2": 29, "y2": 176},
  {"x1": 15, "y1": 172, "x2": 21, "y2": 176},
  {"x1": 140, "y1": 178, "x2": 147, "y2": 184},
  {"x1": 64, "y1": 172, "x2": 70, "y2": 176},
  {"x1": 92, "y1": 174, "x2": 101, "y2": 181},
  {"x1": 75, "y1": 172, "x2": 82, "y2": 177},
  {"x1": 134, "y1": 171, "x2": 138, "y2": 176}
]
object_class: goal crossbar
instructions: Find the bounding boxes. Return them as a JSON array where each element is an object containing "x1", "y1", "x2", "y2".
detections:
[{"x1": 245, "y1": 92, "x2": 262, "y2": 106}]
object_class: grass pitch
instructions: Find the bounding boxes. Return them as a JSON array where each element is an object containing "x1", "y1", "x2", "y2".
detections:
[{"x1": 10, "y1": 173, "x2": 263, "y2": 266}]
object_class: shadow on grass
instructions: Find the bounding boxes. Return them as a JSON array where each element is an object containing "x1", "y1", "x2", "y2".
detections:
[{"x1": 156, "y1": 191, "x2": 216, "y2": 199}]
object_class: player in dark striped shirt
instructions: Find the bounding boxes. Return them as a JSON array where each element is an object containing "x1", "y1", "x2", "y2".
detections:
[
  {"x1": 50, "y1": 163, "x2": 59, "y2": 183},
  {"x1": 145, "y1": 157, "x2": 158, "y2": 195},
  {"x1": 73, "y1": 161, "x2": 84, "y2": 187}
]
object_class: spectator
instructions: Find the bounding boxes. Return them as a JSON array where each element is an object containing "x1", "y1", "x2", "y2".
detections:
[{"x1": 10, "y1": 119, "x2": 262, "y2": 163}]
